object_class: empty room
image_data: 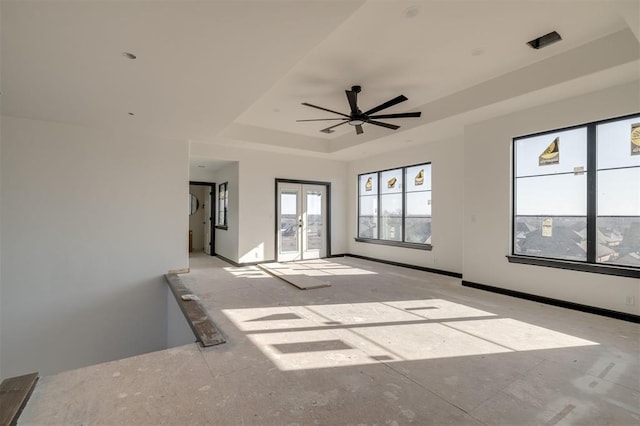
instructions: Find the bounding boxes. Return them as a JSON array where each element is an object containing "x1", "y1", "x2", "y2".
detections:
[{"x1": 1, "y1": 1, "x2": 638, "y2": 425}]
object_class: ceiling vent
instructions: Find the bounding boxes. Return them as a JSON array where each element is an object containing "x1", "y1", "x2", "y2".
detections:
[{"x1": 527, "y1": 31, "x2": 562, "y2": 49}]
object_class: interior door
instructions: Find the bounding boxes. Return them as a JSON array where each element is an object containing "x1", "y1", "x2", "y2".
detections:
[
  {"x1": 203, "y1": 186, "x2": 212, "y2": 255},
  {"x1": 277, "y1": 182, "x2": 326, "y2": 262}
]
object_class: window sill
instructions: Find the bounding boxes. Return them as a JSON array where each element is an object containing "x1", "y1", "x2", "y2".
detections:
[
  {"x1": 354, "y1": 238, "x2": 432, "y2": 251},
  {"x1": 215, "y1": 226, "x2": 228, "y2": 231},
  {"x1": 507, "y1": 255, "x2": 640, "y2": 278}
]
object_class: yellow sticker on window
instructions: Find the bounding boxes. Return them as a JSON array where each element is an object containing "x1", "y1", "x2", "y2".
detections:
[
  {"x1": 539, "y1": 137, "x2": 559, "y2": 166},
  {"x1": 365, "y1": 177, "x2": 373, "y2": 191},
  {"x1": 631, "y1": 123, "x2": 640, "y2": 156}
]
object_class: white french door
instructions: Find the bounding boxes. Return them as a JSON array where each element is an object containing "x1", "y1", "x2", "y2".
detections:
[{"x1": 277, "y1": 182, "x2": 327, "y2": 262}]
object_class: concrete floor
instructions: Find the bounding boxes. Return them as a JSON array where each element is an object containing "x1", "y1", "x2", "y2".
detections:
[{"x1": 21, "y1": 254, "x2": 640, "y2": 425}]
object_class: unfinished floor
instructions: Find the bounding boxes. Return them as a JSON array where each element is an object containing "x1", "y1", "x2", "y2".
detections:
[{"x1": 20, "y1": 254, "x2": 640, "y2": 425}]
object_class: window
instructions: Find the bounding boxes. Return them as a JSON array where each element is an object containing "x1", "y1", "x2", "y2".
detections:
[
  {"x1": 217, "y1": 182, "x2": 228, "y2": 228},
  {"x1": 357, "y1": 163, "x2": 432, "y2": 249},
  {"x1": 511, "y1": 113, "x2": 640, "y2": 277}
]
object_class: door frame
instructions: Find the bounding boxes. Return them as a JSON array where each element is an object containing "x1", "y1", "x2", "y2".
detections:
[
  {"x1": 275, "y1": 178, "x2": 331, "y2": 261},
  {"x1": 190, "y1": 181, "x2": 216, "y2": 256}
]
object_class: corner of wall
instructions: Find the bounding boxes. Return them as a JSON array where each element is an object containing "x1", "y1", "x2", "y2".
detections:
[{"x1": 0, "y1": 115, "x2": 4, "y2": 380}]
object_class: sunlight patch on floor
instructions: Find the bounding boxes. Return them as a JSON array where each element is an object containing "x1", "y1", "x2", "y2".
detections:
[
  {"x1": 223, "y1": 266, "x2": 270, "y2": 278},
  {"x1": 223, "y1": 260, "x2": 377, "y2": 279},
  {"x1": 259, "y1": 260, "x2": 378, "y2": 277},
  {"x1": 223, "y1": 299, "x2": 599, "y2": 371}
]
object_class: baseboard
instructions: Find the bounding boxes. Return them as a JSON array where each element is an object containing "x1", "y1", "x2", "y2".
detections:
[
  {"x1": 168, "y1": 267, "x2": 190, "y2": 274},
  {"x1": 343, "y1": 253, "x2": 463, "y2": 278},
  {"x1": 214, "y1": 254, "x2": 241, "y2": 267},
  {"x1": 462, "y1": 280, "x2": 640, "y2": 324}
]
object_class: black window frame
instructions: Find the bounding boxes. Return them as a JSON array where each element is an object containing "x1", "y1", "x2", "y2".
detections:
[
  {"x1": 355, "y1": 162, "x2": 432, "y2": 251},
  {"x1": 508, "y1": 112, "x2": 640, "y2": 279},
  {"x1": 216, "y1": 182, "x2": 228, "y2": 230}
]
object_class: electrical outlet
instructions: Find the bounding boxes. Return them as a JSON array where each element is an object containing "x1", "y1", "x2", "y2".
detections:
[{"x1": 625, "y1": 296, "x2": 635, "y2": 306}]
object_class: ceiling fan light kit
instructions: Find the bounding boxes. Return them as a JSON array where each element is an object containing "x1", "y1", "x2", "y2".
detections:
[{"x1": 297, "y1": 85, "x2": 422, "y2": 135}]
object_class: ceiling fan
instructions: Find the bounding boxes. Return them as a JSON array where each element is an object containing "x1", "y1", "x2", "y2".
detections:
[{"x1": 297, "y1": 85, "x2": 421, "y2": 135}]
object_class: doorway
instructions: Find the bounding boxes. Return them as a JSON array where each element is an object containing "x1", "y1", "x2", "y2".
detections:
[
  {"x1": 276, "y1": 179, "x2": 330, "y2": 262},
  {"x1": 189, "y1": 182, "x2": 215, "y2": 256}
]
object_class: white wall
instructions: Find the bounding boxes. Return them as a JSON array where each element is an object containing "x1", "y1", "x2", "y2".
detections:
[
  {"x1": 0, "y1": 116, "x2": 189, "y2": 377},
  {"x1": 347, "y1": 136, "x2": 464, "y2": 274},
  {"x1": 238, "y1": 151, "x2": 348, "y2": 264},
  {"x1": 191, "y1": 143, "x2": 348, "y2": 264},
  {"x1": 212, "y1": 162, "x2": 239, "y2": 263},
  {"x1": 166, "y1": 286, "x2": 195, "y2": 348},
  {"x1": 189, "y1": 185, "x2": 206, "y2": 251},
  {"x1": 463, "y1": 81, "x2": 640, "y2": 315},
  {"x1": 0, "y1": 111, "x2": 3, "y2": 380}
]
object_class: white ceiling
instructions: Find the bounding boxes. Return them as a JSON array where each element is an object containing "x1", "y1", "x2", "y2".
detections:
[{"x1": 2, "y1": 1, "x2": 639, "y2": 166}]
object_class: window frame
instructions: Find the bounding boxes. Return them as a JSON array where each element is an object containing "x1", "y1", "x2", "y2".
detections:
[
  {"x1": 508, "y1": 112, "x2": 640, "y2": 279},
  {"x1": 356, "y1": 162, "x2": 432, "y2": 251},
  {"x1": 216, "y1": 182, "x2": 228, "y2": 230}
]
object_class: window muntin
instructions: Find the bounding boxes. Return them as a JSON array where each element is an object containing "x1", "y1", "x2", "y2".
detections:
[
  {"x1": 217, "y1": 182, "x2": 228, "y2": 228},
  {"x1": 358, "y1": 163, "x2": 431, "y2": 247},
  {"x1": 512, "y1": 113, "x2": 640, "y2": 270}
]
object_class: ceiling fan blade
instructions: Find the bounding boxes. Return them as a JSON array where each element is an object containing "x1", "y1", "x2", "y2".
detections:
[
  {"x1": 355, "y1": 124, "x2": 364, "y2": 135},
  {"x1": 296, "y1": 118, "x2": 348, "y2": 122},
  {"x1": 366, "y1": 120, "x2": 400, "y2": 130},
  {"x1": 368, "y1": 111, "x2": 421, "y2": 119},
  {"x1": 301, "y1": 102, "x2": 350, "y2": 118},
  {"x1": 345, "y1": 90, "x2": 358, "y2": 114},
  {"x1": 363, "y1": 95, "x2": 408, "y2": 116},
  {"x1": 320, "y1": 121, "x2": 349, "y2": 133}
]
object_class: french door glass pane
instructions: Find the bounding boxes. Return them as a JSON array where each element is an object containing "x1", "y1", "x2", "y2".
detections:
[
  {"x1": 306, "y1": 191, "x2": 322, "y2": 250},
  {"x1": 280, "y1": 192, "x2": 298, "y2": 252}
]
